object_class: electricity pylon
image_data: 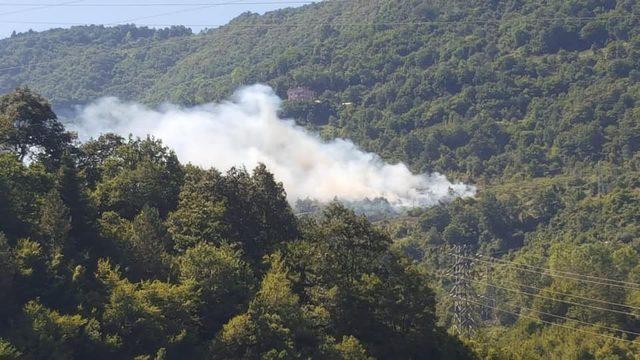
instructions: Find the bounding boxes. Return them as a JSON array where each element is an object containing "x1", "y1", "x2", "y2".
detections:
[{"x1": 448, "y1": 244, "x2": 478, "y2": 337}]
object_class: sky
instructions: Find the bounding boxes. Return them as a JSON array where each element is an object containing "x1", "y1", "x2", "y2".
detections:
[{"x1": 0, "y1": 0, "x2": 312, "y2": 39}]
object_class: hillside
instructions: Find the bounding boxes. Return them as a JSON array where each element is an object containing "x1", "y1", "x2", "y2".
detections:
[
  {"x1": 2, "y1": 0, "x2": 640, "y2": 358},
  {"x1": 2, "y1": 0, "x2": 639, "y2": 183}
]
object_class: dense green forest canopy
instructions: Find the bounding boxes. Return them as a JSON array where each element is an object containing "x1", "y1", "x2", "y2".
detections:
[
  {"x1": 0, "y1": 88, "x2": 473, "y2": 359},
  {"x1": 1, "y1": 0, "x2": 639, "y2": 184},
  {"x1": 2, "y1": 0, "x2": 640, "y2": 358}
]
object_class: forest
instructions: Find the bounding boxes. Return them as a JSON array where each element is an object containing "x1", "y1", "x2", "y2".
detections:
[
  {"x1": 1, "y1": 0, "x2": 640, "y2": 358},
  {"x1": 0, "y1": 88, "x2": 472, "y2": 359}
]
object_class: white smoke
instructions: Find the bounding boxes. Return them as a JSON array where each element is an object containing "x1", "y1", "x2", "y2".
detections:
[{"x1": 71, "y1": 84, "x2": 475, "y2": 207}]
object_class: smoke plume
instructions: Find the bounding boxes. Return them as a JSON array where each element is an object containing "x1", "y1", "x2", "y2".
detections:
[{"x1": 71, "y1": 85, "x2": 475, "y2": 207}]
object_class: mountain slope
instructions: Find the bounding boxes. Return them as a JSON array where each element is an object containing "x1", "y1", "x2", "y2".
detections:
[
  {"x1": 2, "y1": 1, "x2": 640, "y2": 356},
  {"x1": 1, "y1": 0, "x2": 639, "y2": 184}
]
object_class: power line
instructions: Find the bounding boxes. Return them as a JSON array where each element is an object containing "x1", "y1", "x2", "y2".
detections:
[
  {"x1": 477, "y1": 253, "x2": 640, "y2": 289},
  {"x1": 449, "y1": 252, "x2": 640, "y2": 291},
  {"x1": 441, "y1": 252, "x2": 640, "y2": 311},
  {"x1": 488, "y1": 276, "x2": 640, "y2": 312},
  {"x1": 2, "y1": 13, "x2": 640, "y2": 27},
  {"x1": 444, "y1": 292, "x2": 640, "y2": 338},
  {"x1": 445, "y1": 274, "x2": 640, "y2": 317},
  {"x1": 105, "y1": 0, "x2": 248, "y2": 26},
  {"x1": 0, "y1": 1, "x2": 316, "y2": 6},
  {"x1": 454, "y1": 296, "x2": 639, "y2": 344},
  {"x1": 507, "y1": 301, "x2": 640, "y2": 337},
  {"x1": 0, "y1": 0, "x2": 85, "y2": 17}
]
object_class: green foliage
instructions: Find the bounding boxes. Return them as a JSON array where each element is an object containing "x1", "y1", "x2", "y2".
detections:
[
  {"x1": 0, "y1": 338, "x2": 20, "y2": 360},
  {"x1": 167, "y1": 167, "x2": 226, "y2": 251},
  {"x1": 3, "y1": 0, "x2": 640, "y2": 356},
  {"x1": 96, "y1": 259, "x2": 200, "y2": 357},
  {"x1": 0, "y1": 88, "x2": 73, "y2": 165},
  {"x1": 38, "y1": 189, "x2": 71, "y2": 254},
  {"x1": 476, "y1": 318, "x2": 640, "y2": 359},
  {"x1": 329, "y1": 336, "x2": 372, "y2": 360},
  {"x1": 168, "y1": 165, "x2": 297, "y2": 263},
  {"x1": 0, "y1": 153, "x2": 52, "y2": 239},
  {"x1": 127, "y1": 206, "x2": 172, "y2": 280},
  {"x1": 0, "y1": 87, "x2": 471, "y2": 358},
  {"x1": 212, "y1": 254, "x2": 323, "y2": 359},
  {"x1": 178, "y1": 243, "x2": 254, "y2": 332},
  {"x1": 0, "y1": 234, "x2": 16, "y2": 322},
  {"x1": 286, "y1": 204, "x2": 472, "y2": 359},
  {"x1": 55, "y1": 152, "x2": 97, "y2": 251},
  {"x1": 12, "y1": 300, "x2": 102, "y2": 360},
  {"x1": 91, "y1": 136, "x2": 183, "y2": 219},
  {"x1": 3, "y1": 1, "x2": 640, "y2": 185}
]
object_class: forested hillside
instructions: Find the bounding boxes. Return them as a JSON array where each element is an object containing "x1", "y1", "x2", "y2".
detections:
[
  {"x1": 2, "y1": 0, "x2": 640, "y2": 182},
  {"x1": 2, "y1": 0, "x2": 640, "y2": 358},
  {"x1": 0, "y1": 88, "x2": 473, "y2": 358}
]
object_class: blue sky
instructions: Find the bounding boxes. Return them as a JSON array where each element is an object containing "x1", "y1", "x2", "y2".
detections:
[{"x1": 0, "y1": 0, "x2": 311, "y2": 39}]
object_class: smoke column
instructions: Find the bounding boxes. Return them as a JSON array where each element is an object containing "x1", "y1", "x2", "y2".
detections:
[{"x1": 71, "y1": 84, "x2": 475, "y2": 207}]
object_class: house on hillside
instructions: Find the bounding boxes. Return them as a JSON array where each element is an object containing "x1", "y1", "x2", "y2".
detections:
[{"x1": 287, "y1": 86, "x2": 316, "y2": 101}]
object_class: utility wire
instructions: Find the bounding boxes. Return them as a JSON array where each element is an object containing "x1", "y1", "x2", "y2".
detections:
[
  {"x1": 0, "y1": 0, "x2": 85, "y2": 16},
  {"x1": 446, "y1": 295, "x2": 639, "y2": 344},
  {"x1": 2, "y1": 13, "x2": 640, "y2": 26},
  {"x1": 448, "y1": 252, "x2": 640, "y2": 291},
  {"x1": 504, "y1": 300, "x2": 640, "y2": 337},
  {"x1": 105, "y1": 0, "x2": 248, "y2": 26},
  {"x1": 476, "y1": 253, "x2": 640, "y2": 288},
  {"x1": 442, "y1": 253, "x2": 640, "y2": 311},
  {"x1": 445, "y1": 292, "x2": 640, "y2": 337},
  {"x1": 440, "y1": 274, "x2": 640, "y2": 317},
  {"x1": 0, "y1": 1, "x2": 316, "y2": 6},
  {"x1": 485, "y1": 275, "x2": 640, "y2": 312}
]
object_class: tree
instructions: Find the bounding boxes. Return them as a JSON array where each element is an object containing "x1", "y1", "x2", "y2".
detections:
[
  {"x1": 212, "y1": 254, "x2": 323, "y2": 359},
  {"x1": 13, "y1": 239, "x2": 48, "y2": 298},
  {"x1": 93, "y1": 137, "x2": 184, "y2": 219},
  {"x1": 78, "y1": 133, "x2": 125, "y2": 189},
  {"x1": 96, "y1": 259, "x2": 200, "y2": 358},
  {"x1": 170, "y1": 165, "x2": 298, "y2": 263},
  {"x1": 38, "y1": 189, "x2": 71, "y2": 254},
  {"x1": 167, "y1": 167, "x2": 226, "y2": 252},
  {"x1": 127, "y1": 205, "x2": 172, "y2": 280},
  {"x1": 178, "y1": 243, "x2": 254, "y2": 332},
  {"x1": 0, "y1": 153, "x2": 50, "y2": 239},
  {"x1": 339, "y1": 256, "x2": 447, "y2": 358},
  {"x1": 0, "y1": 234, "x2": 16, "y2": 322},
  {"x1": 55, "y1": 152, "x2": 96, "y2": 251},
  {"x1": 328, "y1": 336, "x2": 372, "y2": 360},
  {"x1": 248, "y1": 164, "x2": 298, "y2": 257},
  {"x1": 11, "y1": 300, "x2": 103, "y2": 360},
  {"x1": 0, "y1": 88, "x2": 73, "y2": 164},
  {"x1": 300, "y1": 202, "x2": 391, "y2": 286},
  {"x1": 0, "y1": 338, "x2": 20, "y2": 359}
]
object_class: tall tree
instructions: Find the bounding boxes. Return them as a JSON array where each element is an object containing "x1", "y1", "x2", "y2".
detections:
[
  {"x1": 55, "y1": 152, "x2": 96, "y2": 252},
  {"x1": 0, "y1": 233, "x2": 16, "y2": 323},
  {"x1": 38, "y1": 189, "x2": 71, "y2": 254},
  {"x1": 212, "y1": 254, "x2": 323, "y2": 359},
  {"x1": 128, "y1": 205, "x2": 171, "y2": 280},
  {"x1": 167, "y1": 166, "x2": 226, "y2": 252},
  {"x1": 93, "y1": 137, "x2": 184, "y2": 219},
  {"x1": 178, "y1": 243, "x2": 254, "y2": 333},
  {"x1": 0, "y1": 88, "x2": 73, "y2": 165}
]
